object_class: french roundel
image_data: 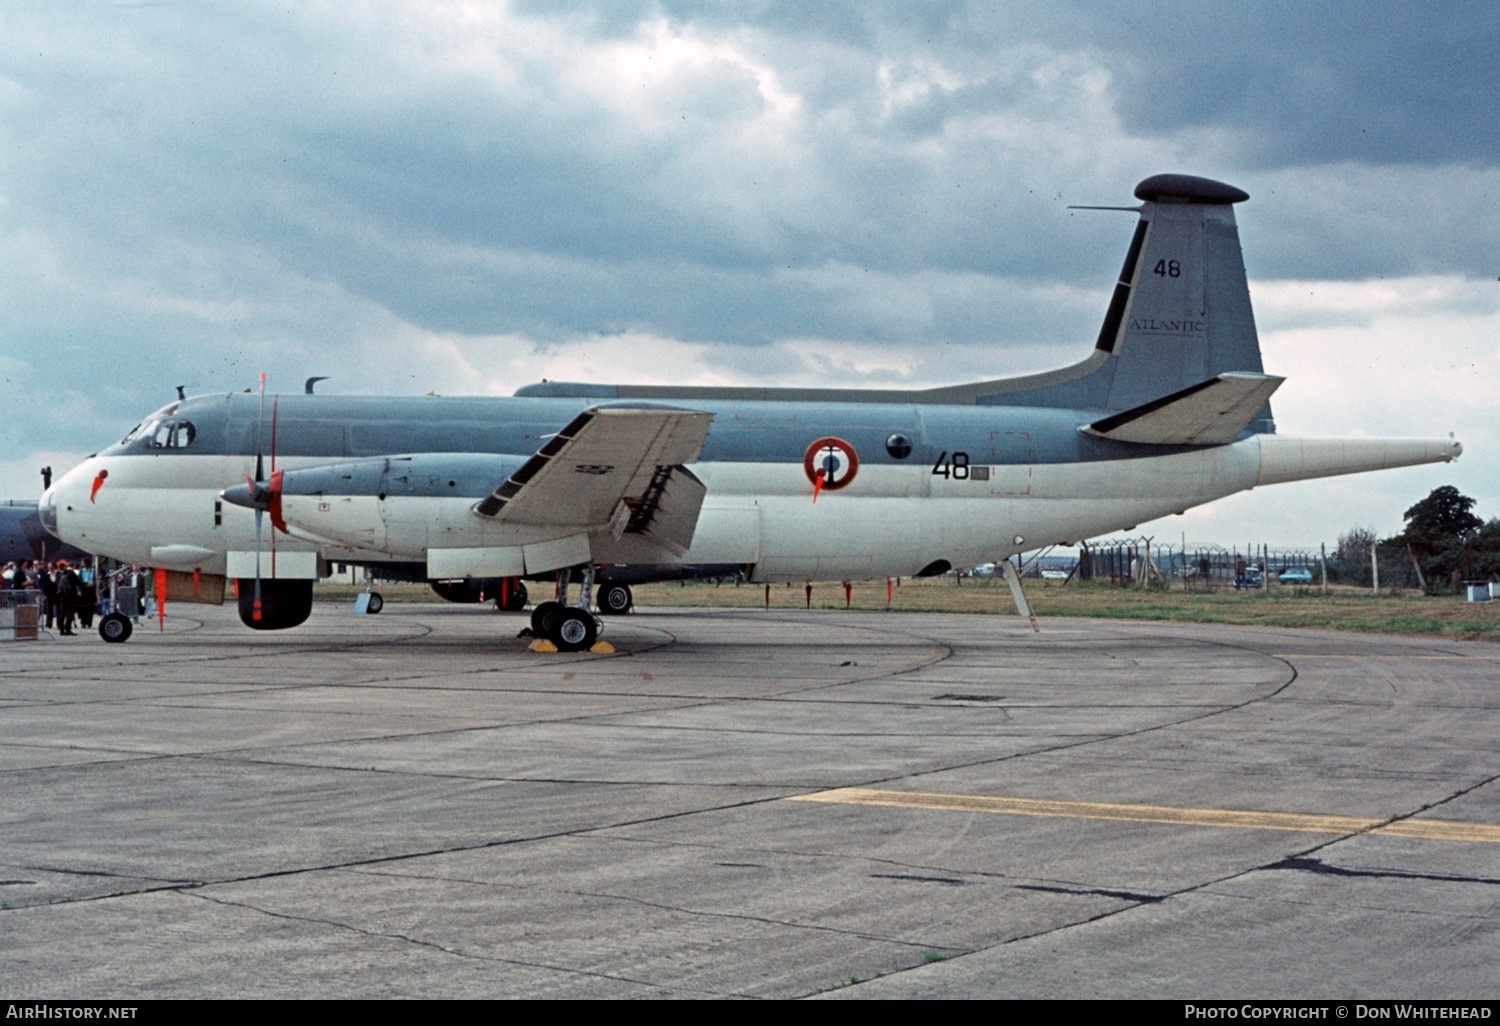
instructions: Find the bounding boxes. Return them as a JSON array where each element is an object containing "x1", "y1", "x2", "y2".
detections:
[{"x1": 803, "y1": 437, "x2": 859, "y2": 491}]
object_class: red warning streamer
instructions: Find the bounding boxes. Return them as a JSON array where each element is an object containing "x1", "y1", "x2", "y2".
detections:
[{"x1": 154, "y1": 567, "x2": 167, "y2": 633}]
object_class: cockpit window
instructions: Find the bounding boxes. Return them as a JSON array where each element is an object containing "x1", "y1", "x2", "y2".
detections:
[{"x1": 146, "y1": 419, "x2": 196, "y2": 449}]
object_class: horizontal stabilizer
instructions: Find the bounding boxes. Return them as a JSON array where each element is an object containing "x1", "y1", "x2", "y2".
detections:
[{"x1": 1083, "y1": 373, "x2": 1284, "y2": 446}]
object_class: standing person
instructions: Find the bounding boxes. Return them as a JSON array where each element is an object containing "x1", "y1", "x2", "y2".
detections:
[
  {"x1": 40, "y1": 561, "x2": 58, "y2": 629},
  {"x1": 78, "y1": 557, "x2": 97, "y2": 630},
  {"x1": 56, "y1": 560, "x2": 81, "y2": 635},
  {"x1": 130, "y1": 564, "x2": 149, "y2": 621},
  {"x1": 96, "y1": 558, "x2": 111, "y2": 612}
]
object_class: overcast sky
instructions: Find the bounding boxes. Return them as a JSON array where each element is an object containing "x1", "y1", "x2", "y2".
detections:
[{"x1": 2, "y1": 1, "x2": 1496, "y2": 550}]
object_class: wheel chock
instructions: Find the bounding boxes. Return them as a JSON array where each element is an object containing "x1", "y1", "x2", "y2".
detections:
[{"x1": 528, "y1": 638, "x2": 613, "y2": 654}]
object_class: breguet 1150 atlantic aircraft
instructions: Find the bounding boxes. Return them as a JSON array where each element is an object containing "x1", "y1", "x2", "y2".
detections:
[{"x1": 40, "y1": 174, "x2": 1461, "y2": 648}]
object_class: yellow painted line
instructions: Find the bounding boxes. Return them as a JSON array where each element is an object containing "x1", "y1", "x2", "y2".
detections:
[
  {"x1": 1379, "y1": 819, "x2": 1500, "y2": 843},
  {"x1": 788, "y1": 788, "x2": 1500, "y2": 842},
  {"x1": 1271, "y1": 654, "x2": 1474, "y2": 660}
]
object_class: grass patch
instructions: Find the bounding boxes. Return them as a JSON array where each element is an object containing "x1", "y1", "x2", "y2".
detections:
[
  {"x1": 317, "y1": 577, "x2": 1500, "y2": 640},
  {"x1": 631, "y1": 577, "x2": 1500, "y2": 641}
]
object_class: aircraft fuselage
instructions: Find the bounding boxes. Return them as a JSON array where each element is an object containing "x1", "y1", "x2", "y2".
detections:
[{"x1": 40, "y1": 389, "x2": 1457, "y2": 588}]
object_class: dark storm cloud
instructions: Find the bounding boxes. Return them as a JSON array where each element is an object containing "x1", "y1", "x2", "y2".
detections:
[
  {"x1": 1081, "y1": 3, "x2": 1500, "y2": 169},
  {"x1": 1, "y1": 0, "x2": 1495, "y2": 476}
]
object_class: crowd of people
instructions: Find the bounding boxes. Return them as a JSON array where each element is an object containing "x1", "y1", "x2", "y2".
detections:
[{"x1": 3, "y1": 558, "x2": 151, "y2": 636}]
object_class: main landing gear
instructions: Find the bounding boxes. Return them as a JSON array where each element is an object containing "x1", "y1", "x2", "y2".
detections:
[
  {"x1": 596, "y1": 582, "x2": 633, "y2": 616},
  {"x1": 529, "y1": 601, "x2": 598, "y2": 652},
  {"x1": 494, "y1": 579, "x2": 528, "y2": 612},
  {"x1": 525, "y1": 565, "x2": 606, "y2": 652}
]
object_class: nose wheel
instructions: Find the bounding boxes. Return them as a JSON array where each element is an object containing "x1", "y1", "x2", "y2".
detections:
[{"x1": 98, "y1": 612, "x2": 133, "y2": 643}]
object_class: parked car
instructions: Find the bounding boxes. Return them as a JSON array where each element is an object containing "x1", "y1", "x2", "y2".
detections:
[
  {"x1": 1277, "y1": 567, "x2": 1314, "y2": 585},
  {"x1": 1234, "y1": 568, "x2": 1264, "y2": 590}
]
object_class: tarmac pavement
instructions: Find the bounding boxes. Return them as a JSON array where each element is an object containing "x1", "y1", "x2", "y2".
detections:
[{"x1": 2, "y1": 601, "x2": 1497, "y2": 998}]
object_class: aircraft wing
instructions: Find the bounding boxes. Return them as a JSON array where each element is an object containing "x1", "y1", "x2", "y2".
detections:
[
  {"x1": 1083, "y1": 372, "x2": 1284, "y2": 446},
  {"x1": 474, "y1": 406, "x2": 713, "y2": 558}
]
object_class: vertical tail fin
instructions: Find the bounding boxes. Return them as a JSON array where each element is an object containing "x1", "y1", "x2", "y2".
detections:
[
  {"x1": 1094, "y1": 174, "x2": 1271, "y2": 427},
  {"x1": 985, "y1": 174, "x2": 1273, "y2": 434}
]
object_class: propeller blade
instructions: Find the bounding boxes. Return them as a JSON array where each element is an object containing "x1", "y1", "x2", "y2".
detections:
[
  {"x1": 268, "y1": 468, "x2": 286, "y2": 534},
  {"x1": 252, "y1": 507, "x2": 263, "y2": 622}
]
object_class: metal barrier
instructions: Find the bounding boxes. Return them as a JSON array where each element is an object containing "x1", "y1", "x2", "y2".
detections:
[
  {"x1": 0, "y1": 589, "x2": 43, "y2": 641},
  {"x1": 110, "y1": 585, "x2": 141, "y2": 619}
]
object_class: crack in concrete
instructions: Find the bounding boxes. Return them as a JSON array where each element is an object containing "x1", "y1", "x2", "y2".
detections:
[
  {"x1": 1267, "y1": 855, "x2": 1500, "y2": 886},
  {"x1": 180, "y1": 889, "x2": 714, "y2": 997},
  {"x1": 566, "y1": 883, "x2": 966, "y2": 954},
  {"x1": 17, "y1": 788, "x2": 802, "y2": 911},
  {"x1": 1014, "y1": 883, "x2": 1164, "y2": 904}
]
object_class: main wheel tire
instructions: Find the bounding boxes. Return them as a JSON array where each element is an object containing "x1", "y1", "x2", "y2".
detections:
[
  {"x1": 99, "y1": 612, "x2": 133, "y2": 643},
  {"x1": 530, "y1": 600, "x2": 565, "y2": 635},
  {"x1": 366, "y1": 591, "x2": 384, "y2": 614},
  {"x1": 597, "y1": 583, "x2": 633, "y2": 616},
  {"x1": 548, "y1": 609, "x2": 599, "y2": 652}
]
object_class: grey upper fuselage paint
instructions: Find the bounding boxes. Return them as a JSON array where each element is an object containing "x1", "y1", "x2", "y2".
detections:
[{"x1": 102, "y1": 390, "x2": 1218, "y2": 473}]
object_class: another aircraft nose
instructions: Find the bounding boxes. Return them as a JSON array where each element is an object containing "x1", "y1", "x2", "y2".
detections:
[{"x1": 38, "y1": 485, "x2": 60, "y2": 540}]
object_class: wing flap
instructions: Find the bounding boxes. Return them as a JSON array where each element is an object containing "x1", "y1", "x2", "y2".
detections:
[
  {"x1": 1083, "y1": 372, "x2": 1284, "y2": 446},
  {"x1": 474, "y1": 406, "x2": 713, "y2": 557}
]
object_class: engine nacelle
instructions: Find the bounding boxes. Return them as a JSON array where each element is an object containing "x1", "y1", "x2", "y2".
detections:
[
  {"x1": 430, "y1": 576, "x2": 527, "y2": 610},
  {"x1": 225, "y1": 453, "x2": 525, "y2": 555},
  {"x1": 429, "y1": 577, "x2": 493, "y2": 603},
  {"x1": 236, "y1": 578, "x2": 314, "y2": 630}
]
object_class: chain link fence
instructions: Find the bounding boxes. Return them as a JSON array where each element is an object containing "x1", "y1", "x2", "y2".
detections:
[
  {"x1": 1049, "y1": 537, "x2": 1500, "y2": 594},
  {"x1": 1073, "y1": 540, "x2": 1327, "y2": 590}
]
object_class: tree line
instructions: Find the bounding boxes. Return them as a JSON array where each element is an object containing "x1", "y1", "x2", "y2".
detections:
[{"x1": 1332, "y1": 486, "x2": 1499, "y2": 591}]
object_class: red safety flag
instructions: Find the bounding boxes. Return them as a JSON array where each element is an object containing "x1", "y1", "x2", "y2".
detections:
[{"x1": 154, "y1": 567, "x2": 167, "y2": 632}]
